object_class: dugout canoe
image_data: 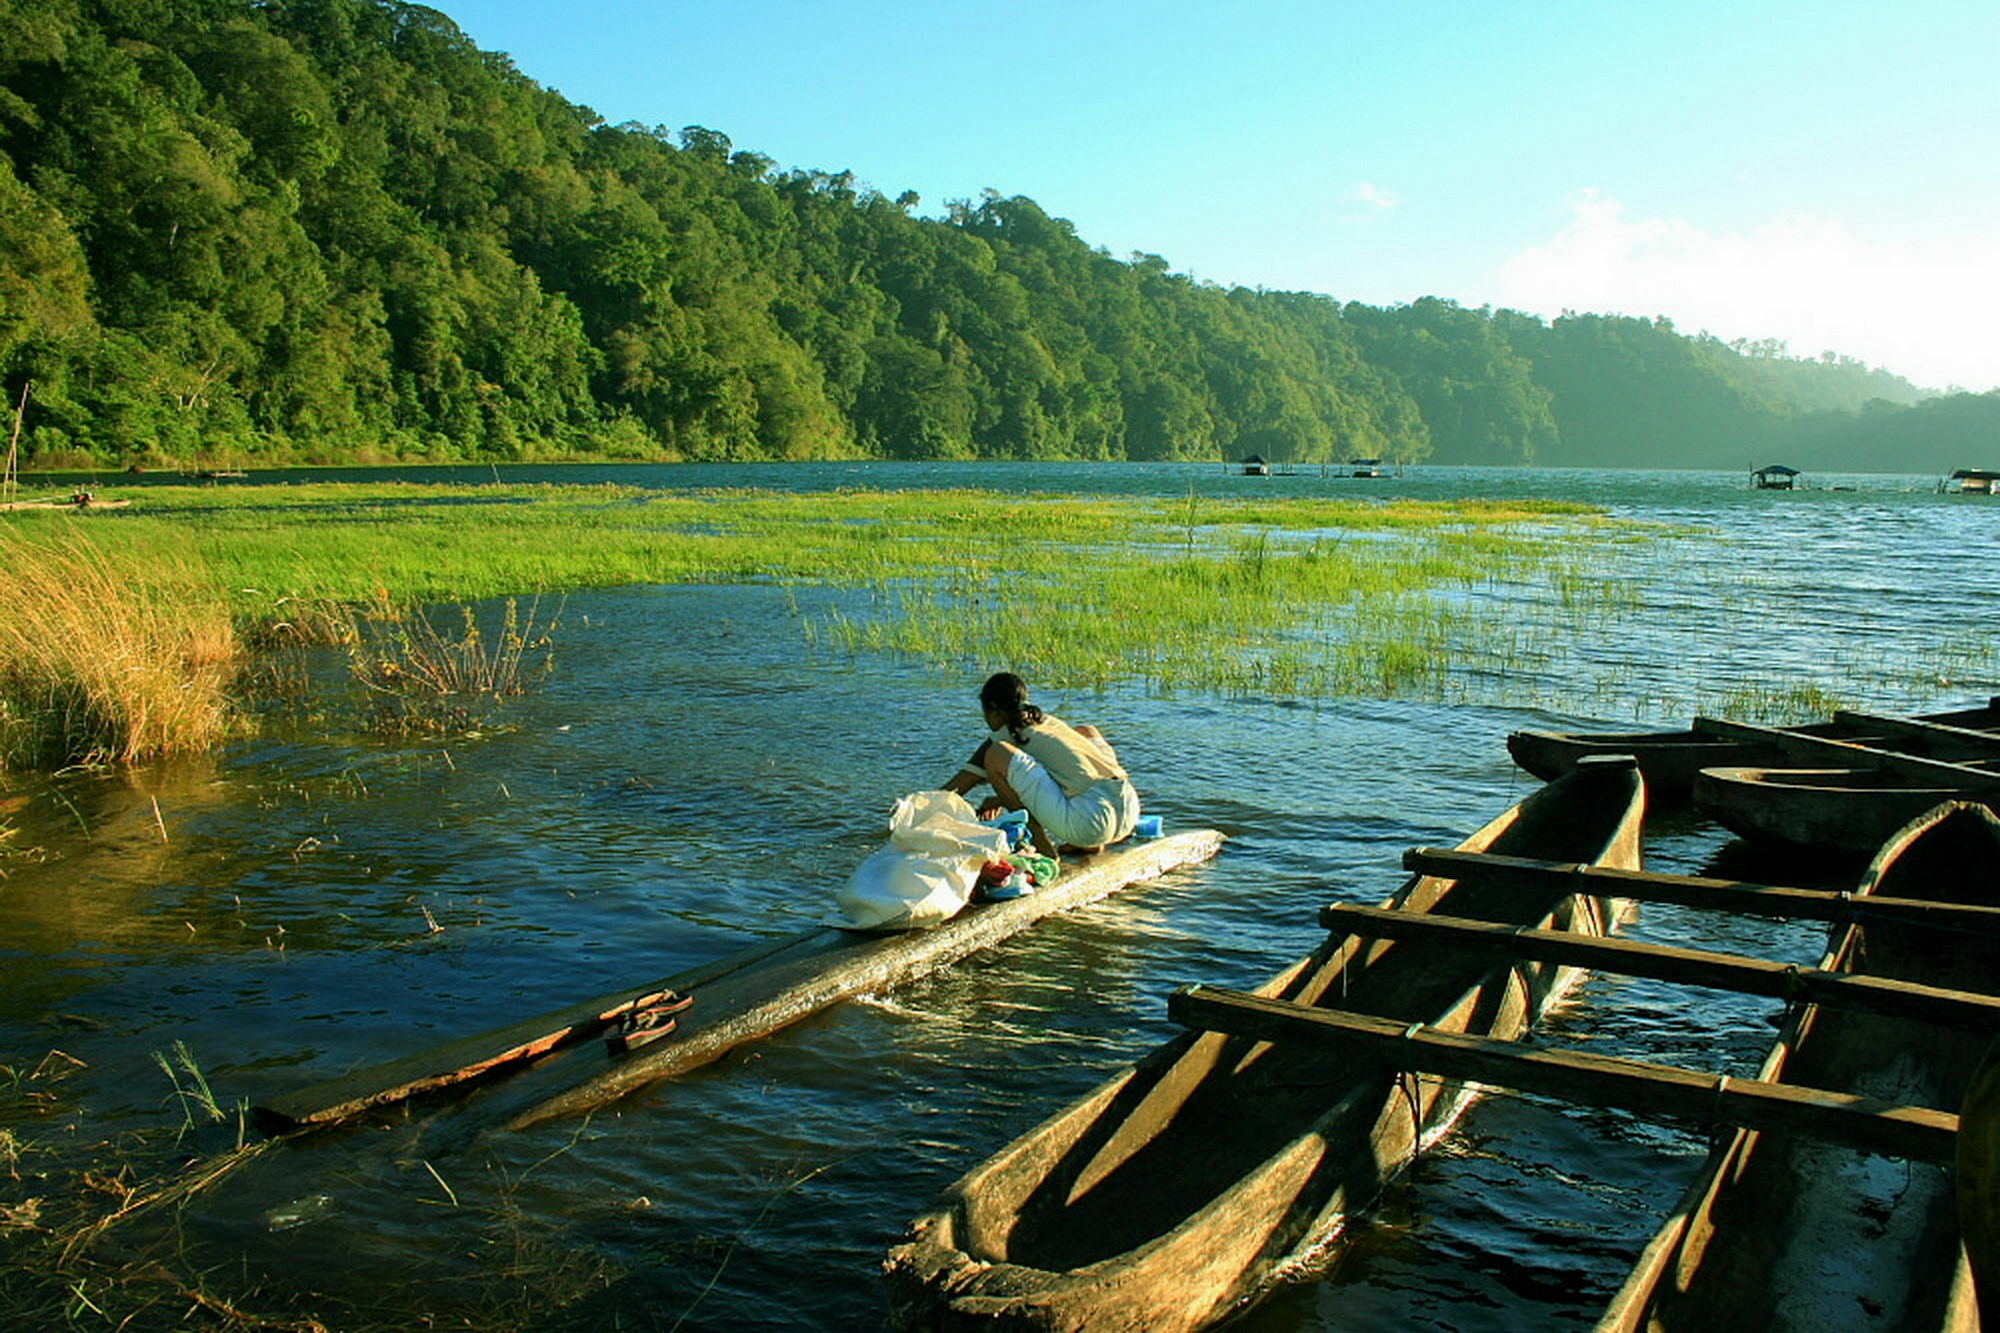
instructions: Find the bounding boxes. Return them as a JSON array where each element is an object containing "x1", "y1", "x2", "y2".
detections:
[
  {"x1": 1596, "y1": 801, "x2": 2000, "y2": 1332},
  {"x1": 258, "y1": 830, "x2": 1223, "y2": 1133},
  {"x1": 1693, "y1": 765, "x2": 1999, "y2": 858},
  {"x1": 1507, "y1": 698, "x2": 2000, "y2": 802},
  {"x1": 884, "y1": 756, "x2": 1646, "y2": 1331}
]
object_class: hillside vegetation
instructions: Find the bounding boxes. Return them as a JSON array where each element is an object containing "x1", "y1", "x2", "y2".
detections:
[{"x1": 2, "y1": 0, "x2": 1989, "y2": 472}]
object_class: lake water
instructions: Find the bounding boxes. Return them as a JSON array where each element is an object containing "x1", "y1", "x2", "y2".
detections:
[{"x1": 1, "y1": 462, "x2": 1993, "y2": 1329}]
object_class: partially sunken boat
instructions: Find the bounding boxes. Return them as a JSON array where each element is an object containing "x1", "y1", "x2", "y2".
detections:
[
  {"x1": 884, "y1": 756, "x2": 1645, "y2": 1330},
  {"x1": 1595, "y1": 801, "x2": 2000, "y2": 1331},
  {"x1": 1507, "y1": 698, "x2": 2000, "y2": 802}
]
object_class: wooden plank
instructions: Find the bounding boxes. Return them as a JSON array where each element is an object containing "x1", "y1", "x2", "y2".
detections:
[
  {"x1": 1400, "y1": 847, "x2": 2000, "y2": 928},
  {"x1": 1958, "y1": 1039, "x2": 2000, "y2": 1327},
  {"x1": 1834, "y1": 709, "x2": 2000, "y2": 750},
  {"x1": 1692, "y1": 717, "x2": 2000, "y2": 789},
  {"x1": 1317, "y1": 903, "x2": 2000, "y2": 1030},
  {"x1": 1168, "y1": 985, "x2": 1959, "y2": 1164},
  {"x1": 505, "y1": 829, "x2": 1226, "y2": 1130},
  {"x1": 265, "y1": 831, "x2": 1221, "y2": 1132},
  {"x1": 256, "y1": 928, "x2": 818, "y2": 1130}
]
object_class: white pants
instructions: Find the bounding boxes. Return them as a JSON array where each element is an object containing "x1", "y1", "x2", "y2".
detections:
[{"x1": 1006, "y1": 752, "x2": 1140, "y2": 848}]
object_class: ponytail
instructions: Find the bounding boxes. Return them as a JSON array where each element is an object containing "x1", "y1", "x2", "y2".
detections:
[{"x1": 979, "y1": 671, "x2": 1043, "y2": 743}]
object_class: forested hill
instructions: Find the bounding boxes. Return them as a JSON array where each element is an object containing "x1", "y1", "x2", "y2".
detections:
[{"x1": 1, "y1": 0, "x2": 1986, "y2": 472}]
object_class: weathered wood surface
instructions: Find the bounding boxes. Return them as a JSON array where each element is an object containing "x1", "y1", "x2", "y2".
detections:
[
  {"x1": 256, "y1": 934, "x2": 806, "y2": 1130},
  {"x1": 262, "y1": 831, "x2": 1221, "y2": 1133},
  {"x1": 885, "y1": 757, "x2": 1645, "y2": 1333},
  {"x1": 1320, "y1": 902, "x2": 2000, "y2": 1030},
  {"x1": 1403, "y1": 846, "x2": 2000, "y2": 928},
  {"x1": 1596, "y1": 801, "x2": 2000, "y2": 1332},
  {"x1": 1169, "y1": 986, "x2": 1959, "y2": 1165},
  {"x1": 1958, "y1": 1040, "x2": 2000, "y2": 1329},
  {"x1": 1836, "y1": 708, "x2": 2000, "y2": 750},
  {"x1": 1506, "y1": 698, "x2": 2000, "y2": 799},
  {"x1": 1695, "y1": 764, "x2": 1985, "y2": 856},
  {"x1": 504, "y1": 830, "x2": 1224, "y2": 1130},
  {"x1": 1692, "y1": 716, "x2": 2000, "y2": 788}
]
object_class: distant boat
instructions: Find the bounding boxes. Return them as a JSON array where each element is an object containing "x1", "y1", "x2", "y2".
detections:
[
  {"x1": 1948, "y1": 468, "x2": 1998, "y2": 495},
  {"x1": 1751, "y1": 464, "x2": 1799, "y2": 489},
  {"x1": 1345, "y1": 457, "x2": 1386, "y2": 478},
  {"x1": 1240, "y1": 454, "x2": 1270, "y2": 477}
]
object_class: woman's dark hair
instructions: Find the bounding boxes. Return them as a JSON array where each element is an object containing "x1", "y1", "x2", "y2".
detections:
[{"x1": 980, "y1": 672, "x2": 1043, "y2": 742}]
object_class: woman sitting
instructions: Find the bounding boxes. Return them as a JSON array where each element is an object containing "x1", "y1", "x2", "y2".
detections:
[{"x1": 942, "y1": 672, "x2": 1140, "y2": 860}]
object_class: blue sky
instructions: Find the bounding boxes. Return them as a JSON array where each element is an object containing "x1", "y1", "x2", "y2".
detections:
[{"x1": 441, "y1": 0, "x2": 2000, "y2": 390}]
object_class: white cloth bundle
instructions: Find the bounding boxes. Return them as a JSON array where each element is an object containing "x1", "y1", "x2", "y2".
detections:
[{"x1": 835, "y1": 791, "x2": 1011, "y2": 931}]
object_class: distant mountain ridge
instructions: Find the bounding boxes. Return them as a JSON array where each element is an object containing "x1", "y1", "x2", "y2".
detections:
[{"x1": 1, "y1": 0, "x2": 1989, "y2": 472}]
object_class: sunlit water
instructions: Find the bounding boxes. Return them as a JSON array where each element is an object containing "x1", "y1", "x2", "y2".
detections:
[{"x1": 2, "y1": 463, "x2": 1994, "y2": 1328}]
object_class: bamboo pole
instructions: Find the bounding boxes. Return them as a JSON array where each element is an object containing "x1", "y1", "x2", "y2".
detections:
[
  {"x1": 1318, "y1": 903, "x2": 2000, "y2": 1030},
  {"x1": 1169, "y1": 985, "x2": 1958, "y2": 1164}
]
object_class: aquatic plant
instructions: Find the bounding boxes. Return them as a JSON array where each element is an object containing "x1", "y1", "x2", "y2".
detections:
[
  {"x1": 348, "y1": 596, "x2": 560, "y2": 735},
  {"x1": 0, "y1": 526, "x2": 235, "y2": 770}
]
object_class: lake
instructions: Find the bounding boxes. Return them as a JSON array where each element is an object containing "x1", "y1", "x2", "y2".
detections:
[{"x1": 0, "y1": 462, "x2": 1991, "y2": 1329}]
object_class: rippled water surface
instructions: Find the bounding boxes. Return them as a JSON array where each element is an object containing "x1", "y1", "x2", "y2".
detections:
[{"x1": 2, "y1": 463, "x2": 1995, "y2": 1328}]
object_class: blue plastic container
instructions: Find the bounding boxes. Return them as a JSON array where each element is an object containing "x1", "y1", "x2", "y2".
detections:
[{"x1": 1135, "y1": 814, "x2": 1164, "y2": 839}]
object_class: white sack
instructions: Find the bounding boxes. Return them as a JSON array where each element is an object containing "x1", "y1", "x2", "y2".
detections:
[{"x1": 835, "y1": 791, "x2": 1011, "y2": 931}]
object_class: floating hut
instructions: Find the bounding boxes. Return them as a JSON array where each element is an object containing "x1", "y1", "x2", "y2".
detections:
[
  {"x1": 1240, "y1": 454, "x2": 1270, "y2": 477},
  {"x1": 1949, "y1": 468, "x2": 1999, "y2": 495},
  {"x1": 1751, "y1": 464, "x2": 1799, "y2": 490}
]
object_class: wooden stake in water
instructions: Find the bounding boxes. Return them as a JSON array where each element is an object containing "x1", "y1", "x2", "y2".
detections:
[{"x1": 3, "y1": 380, "x2": 26, "y2": 509}]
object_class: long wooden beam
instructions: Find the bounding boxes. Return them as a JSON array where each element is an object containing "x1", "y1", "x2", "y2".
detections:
[
  {"x1": 1692, "y1": 717, "x2": 2000, "y2": 789},
  {"x1": 1400, "y1": 847, "x2": 2000, "y2": 929},
  {"x1": 1168, "y1": 985, "x2": 1958, "y2": 1164},
  {"x1": 264, "y1": 830, "x2": 1225, "y2": 1133},
  {"x1": 1834, "y1": 709, "x2": 2000, "y2": 750},
  {"x1": 1317, "y1": 903, "x2": 2000, "y2": 1029}
]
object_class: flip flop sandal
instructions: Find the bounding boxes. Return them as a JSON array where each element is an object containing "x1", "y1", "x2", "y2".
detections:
[
  {"x1": 605, "y1": 990, "x2": 694, "y2": 1055},
  {"x1": 607, "y1": 1008, "x2": 680, "y2": 1056}
]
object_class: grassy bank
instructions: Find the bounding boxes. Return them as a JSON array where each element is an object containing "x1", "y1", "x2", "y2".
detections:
[{"x1": 0, "y1": 482, "x2": 1632, "y2": 769}]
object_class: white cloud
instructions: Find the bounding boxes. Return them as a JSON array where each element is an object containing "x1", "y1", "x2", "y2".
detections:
[
  {"x1": 1351, "y1": 180, "x2": 1399, "y2": 210},
  {"x1": 1493, "y1": 191, "x2": 2000, "y2": 391}
]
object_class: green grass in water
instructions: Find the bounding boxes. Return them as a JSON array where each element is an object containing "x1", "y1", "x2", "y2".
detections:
[{"x1": 0, "y1": 483, "x2": 1632, "y2": 766}]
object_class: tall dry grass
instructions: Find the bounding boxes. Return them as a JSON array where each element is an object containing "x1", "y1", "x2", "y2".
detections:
[{"x1": 0, "y1": 526, "x2": 237, "y2": 769}]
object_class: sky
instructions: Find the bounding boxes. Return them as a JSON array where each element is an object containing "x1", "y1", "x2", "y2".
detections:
[{"x1": 439, "y1": 0, "x2": 2000, "y2": 391}]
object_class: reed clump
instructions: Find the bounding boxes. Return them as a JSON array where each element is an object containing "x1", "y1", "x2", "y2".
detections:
[
  {"x1": 0, "y1": 527, "x2": 236, "y2": 770},
  {"x1": 349, "y1": 597, "x2": 559, "y2": 734}
]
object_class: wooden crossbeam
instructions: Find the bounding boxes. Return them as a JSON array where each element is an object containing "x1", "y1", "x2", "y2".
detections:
[
  {"x1": 1692, "y1": 717, "x2": 2000, "y2": 789},
  {"x1": 1317, "y1": 903, "x2": 2000, "y2": 1029},
  {"x1": 1168, "y1": 985, "x2": 1958, "y2": 1164},
  {"x1": 1833, "y1": 709, "x2": 2000, "y2": 750},
  {"x1": 1400, "y1": 847, "x2": 2000, "y2": 929}
]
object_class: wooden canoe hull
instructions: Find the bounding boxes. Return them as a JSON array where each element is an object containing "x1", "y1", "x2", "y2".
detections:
[
  {"x1": 258, "y1": 830, "x2": 1224, "y2": 1132},
  {"x1": 884, "y1": 758, "x2": 1647, "y2": 1332},
  {"x1": 1693, "y1": 765, "x2": 1992, "y2": 856},
  {"x1": 1595, "y1": 801, "x2": 2000, "y2": 1332},
  {"x1": 1508, "y1": 701, "x2": 2000, "y2": 802}
]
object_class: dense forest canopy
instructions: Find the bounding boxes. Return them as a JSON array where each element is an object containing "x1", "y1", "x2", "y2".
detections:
[{"x1": 1, "y1": 0, "x2": 1990, "y2": 472}]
